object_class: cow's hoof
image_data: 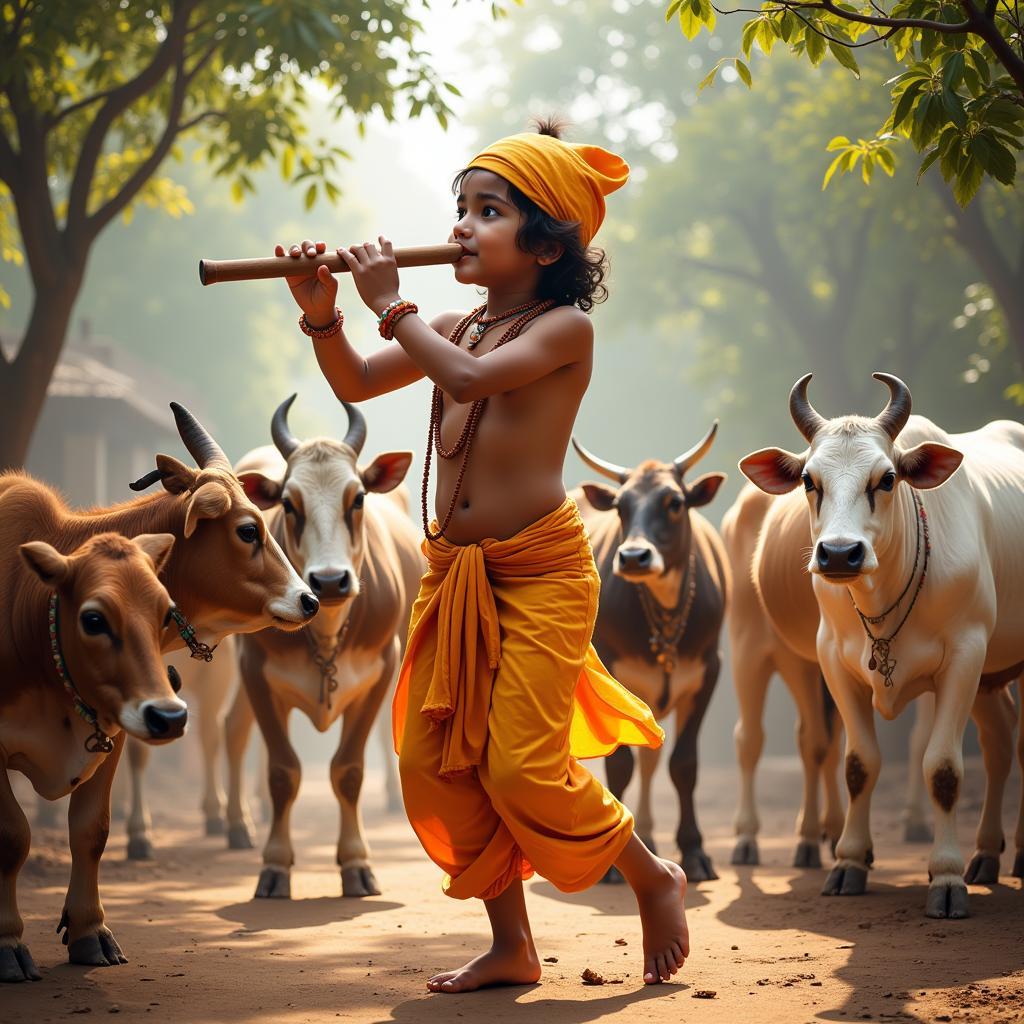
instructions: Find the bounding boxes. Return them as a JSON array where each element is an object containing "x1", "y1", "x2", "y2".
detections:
[
  {"x1": 793, "y1": 840, "x2": 822, "y2": 869},
  {"x1": 68, "y1": 928, "x2": 128, "y2": 967},
  {"x1": 1012, "y1": 849, "x2": 1024, "y2": 878},
  {"x1": 227, "y1": 823, "x2": 255, "y2": 850},
  {"x1": 342, "y1": 865, "x2": 381, "y2": 898},
  {"x1": 126, "y1": 836, "x2": 154, "y2": 861},
  {"x1": 963, "y1": 853, "x2": 1000, "y2": 886},
  {"x1": 205, "y1": 816, "x2": 226, "y2": 837},
  {"x1": 0, "y1": 943, "x2": 41, "y2": 982},
  {"x1": 683, "y1": 849, "x2": 718, "y2": 882},
  {"x1": 903, "y1": 821, "x2": 933, "y2": 844},
  {"x1": 926, "y1": 878, "x2": 970, "y2": 919},
  {"x1": 255, "y1": 866, "x2": 291, "y2": 899},
  {"x1": 600, "y1": 865, "x2": 626, "y2": 884},
  {"x1": 730, "y1": 837, "x2": 759, "y2": 866},
  {"x1": 638, "y1": 834, "x2": 658, "y2": 855},
  {"x1": 822, "y1": 864, "x2": 868, "y2": 896}
]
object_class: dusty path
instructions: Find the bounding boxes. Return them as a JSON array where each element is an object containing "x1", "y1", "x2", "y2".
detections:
[{"x1": 4, "y1": 755, "x2": 1023, "y2": 1024}]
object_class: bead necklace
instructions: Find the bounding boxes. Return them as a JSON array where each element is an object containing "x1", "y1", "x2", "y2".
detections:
[
  {"x1": 466, "y1": 299, "x2": 545, "y2": 349},
  {"x1": 636, "y1": 550, "x2": 698, "y2": 712},
  {"x1": 851, "y1": 490, "x2": 930, "y2": 688},
  {"x1": 421, "y1": 299, "x2": 555, "y2": 540}
]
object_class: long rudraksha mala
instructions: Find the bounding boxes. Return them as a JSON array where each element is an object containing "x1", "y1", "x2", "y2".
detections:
[{"x1": 421, "y1": 298, "x2": 555, "y2": 540}]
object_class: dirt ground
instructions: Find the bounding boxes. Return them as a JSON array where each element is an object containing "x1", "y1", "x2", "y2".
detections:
[{"x1": 4, "y1": 752, "x2": 1023, "y2": 1024}]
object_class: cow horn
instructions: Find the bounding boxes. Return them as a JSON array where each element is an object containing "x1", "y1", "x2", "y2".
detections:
[
  {"x1": 873, "y1": 372, "x2": 912, "y2": 441},
  {"x1": 571, "y1": 437, "x2": 630, "y2": 484},
  {"x1": 340, "y1": 400, "x2": 367, "y2": 457},
  {"x1": 789, "y1": 373, "x2": 828, "y2": 444},
  {"x1": 271, "y1": 394, "x2": 301, "y2": 459},
  {"x1": 673, "y1": 420, "x2": 719, "y2": 477},
  {"x1": 169, "y1": 403, "x2": 231, "y2": 471}
]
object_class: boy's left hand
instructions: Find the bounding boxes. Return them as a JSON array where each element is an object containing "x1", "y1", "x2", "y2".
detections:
[{"x1": 337, "y1": 236, "x2": 401, "y2": 316}]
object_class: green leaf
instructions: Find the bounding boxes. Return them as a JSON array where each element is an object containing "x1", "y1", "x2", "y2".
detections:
[
  {"x1": 828, "y1": 40, "x2": 860, "y2": 78},
  {"x1": 952, "y1": 156, "x2": 984, "y2": 206},
  {"x1": 876, "y1": 147, "x2": 896, "y2": 176},
  {"x1": 734, "y1": 58, "x2": 752, "y2": 88},
  {"x1": 697, "y1": 63, "x2": 721, "y2": 93},
  {"x1": 741, "y1": 19, "x2": 759, "y2": 57},
  {"x1": 826, "y1": 135, "x2": 851, "y2": 151},
  {"x1": 941, "y1": 86, "x2": 967, "y2": 129},
  {"x1": 822, "y1": 150, "x2": 847, "y2": 190},
  {"x1": 304, "y1": 182, "x2": 317, "y2": 210},
  {"x1": 280, "y1": 146, "x2": 294, "y2": 180},
  {"x1": 916, "y1": 148, "x2": 942, "y2": 182},
  {"x1": 971, "y1": 134, "x2": 1018, "y2": 185},
  {"x1": 892, "y1": 81, "x2": 923, "y2": 130},
  {"x1": 805, "y1": 26, "x2": 827, "y2": 66},
  {"x1": 942, "y1": 51, "x2": 965, "y2": 92},
  {"x1": 665, "y1": 0, "x2": 685, "y2": 20}
]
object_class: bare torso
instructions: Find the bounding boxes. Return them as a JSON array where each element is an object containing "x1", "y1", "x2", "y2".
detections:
[{"x1": 429, "y1": 309, "x2": 592, "y2": 545}]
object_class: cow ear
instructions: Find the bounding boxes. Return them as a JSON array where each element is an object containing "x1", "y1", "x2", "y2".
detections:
[
  {"x1": 361, "y1": 451, "x2": 413, "y2": 494},
  {"x1": 133, "y1": 533, "x2": 176, "y2": 574},
  {"x1": 183, "y1": 482, "x2": 232, "y2": 538},
  {"x1": 685, "y1": 472, "x2": 727, "y2": 509},
  {"x1": 154, "y1": 454, "x2": 199, "y2": 495},
  {"x1": 898, "y1": 442, "x2": 963, "y2": 490},
  {"x1": 237, "y1": 471, "x2": 281, "y2": 510},
  {"x1": 581, "y1": 482, "x2": 618, "y2": 512},
  {"x1": 739, "y1": 448, "x2": 805, "y2": 495},
  {"x1": 21, "y1": 541, "x2": 71, "y2": 585}
]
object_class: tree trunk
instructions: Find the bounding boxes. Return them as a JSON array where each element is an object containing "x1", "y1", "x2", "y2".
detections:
[{"x1": 0, "y1": 272, "x2": 83, "y2": 470}]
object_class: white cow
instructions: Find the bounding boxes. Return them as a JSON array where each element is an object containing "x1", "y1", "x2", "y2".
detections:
[{"x1": 741, "y1": 373, "x2": 1023, "y2": 918}]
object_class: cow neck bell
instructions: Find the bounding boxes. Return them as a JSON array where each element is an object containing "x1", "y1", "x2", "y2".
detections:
[{"x1": 48, "y1": 593, "x2": 114, "y2": 754}]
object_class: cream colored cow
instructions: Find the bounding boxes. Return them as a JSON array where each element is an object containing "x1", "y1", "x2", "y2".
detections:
[{"x1": 741, "y1": 373, "x2": 1023, "y2": 918}]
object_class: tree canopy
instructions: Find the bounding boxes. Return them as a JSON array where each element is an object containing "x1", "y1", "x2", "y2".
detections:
[
  {"x1": 669, "y1": 0, "x2": 1024, "y2": 204},
  {"x1": 0, "y1": 0, "x2": 458, "y2": 465}
]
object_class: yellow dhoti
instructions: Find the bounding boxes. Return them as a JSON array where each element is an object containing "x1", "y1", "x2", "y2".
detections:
[{"x1": 393, "y1": 498, "x2": 664, "y2": 901}]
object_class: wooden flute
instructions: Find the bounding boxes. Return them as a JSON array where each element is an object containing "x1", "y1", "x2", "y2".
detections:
[{"x1": 199, "y1": 243, "x2": 464, "y2": 286}]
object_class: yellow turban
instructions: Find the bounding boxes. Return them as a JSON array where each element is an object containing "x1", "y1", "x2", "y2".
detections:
[{"x1": 467, "y1": 132, "x2": 629, "y2": 247}]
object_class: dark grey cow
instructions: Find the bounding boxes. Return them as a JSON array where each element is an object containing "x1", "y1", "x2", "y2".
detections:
[{"x1": 571, "y1": 422, "x2": 729, "y2": 882}]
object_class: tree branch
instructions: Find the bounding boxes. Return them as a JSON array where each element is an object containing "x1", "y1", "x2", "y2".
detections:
[
  {"x1": 711, "y1": 0, "x2": 973, "y2": 32},
  {"x1": 64, "y1": 0, "x2": 197, "y2": 247},
  {"x1": 0, "y1": 128, "x2": 18, "y2": 187},
  {"x1": 84, "y1": 51, "x2": 189, "y2": 241},
  {"x1": 677, "y1": 254, "x2": 766, "y2": 289},
  {"x1": 177, "y1": 110, "x2": 227, "y2": 133}
]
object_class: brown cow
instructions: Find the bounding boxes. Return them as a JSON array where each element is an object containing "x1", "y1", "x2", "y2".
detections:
[
  {"x1": 572, "y1": 422, "x2": 728, "y2": 883},
  {"x1": 222, "y1": 398, "x2": 423, "y2": 898},
  {"x1": 0, "y1": 527, "x2": 181, "y2": 983}
]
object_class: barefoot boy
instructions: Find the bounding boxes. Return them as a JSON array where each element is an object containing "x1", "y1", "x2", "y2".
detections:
[{"x1": 277, "y1": 121, "x2": 690, "y2": 991}]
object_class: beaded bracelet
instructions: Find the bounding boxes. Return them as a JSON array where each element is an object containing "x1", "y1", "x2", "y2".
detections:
[
  {"x1": 379, "y1": 300, "x2": 418, "y2": 341},
  {"x1": 299, "y1": 307, "x2": 344, "y2": 339},
  {"x1": 376, "y1": 299, "x2": 404, "y2": 326}
]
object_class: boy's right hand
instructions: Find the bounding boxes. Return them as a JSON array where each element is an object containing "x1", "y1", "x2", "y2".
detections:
[{"x1": 275, "y1": 238, "x2": 338, "y2": 326}]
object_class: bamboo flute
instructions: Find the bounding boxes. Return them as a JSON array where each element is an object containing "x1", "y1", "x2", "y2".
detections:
[{"x1": 199, "y1": 243, "x2": 463, "y2": 286}]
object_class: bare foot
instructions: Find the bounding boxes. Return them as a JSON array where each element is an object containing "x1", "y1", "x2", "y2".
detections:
[
  {"x1": 427, "y1": 939, "x2": 541, "y2": 994},
  {"x1": 635, "y1": 858, "x2": 689, "y2": 985}
]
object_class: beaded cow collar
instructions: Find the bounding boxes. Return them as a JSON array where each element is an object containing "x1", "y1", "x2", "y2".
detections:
[
  {"x1": 169, "y1": 607, "x2": 217, "y2": 662},
  {"x1": 48, "y1": 593, "x2": 114, "y2": 754}
]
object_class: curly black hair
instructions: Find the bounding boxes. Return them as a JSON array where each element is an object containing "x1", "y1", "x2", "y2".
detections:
[{"x1": 452, "y1": 118, "x2": 610, "y2": 313}]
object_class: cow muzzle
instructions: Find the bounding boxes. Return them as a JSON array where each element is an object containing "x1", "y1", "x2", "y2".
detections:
[
  {"x1": 308, "y1": 568, "x2": 354, "y2": 605},
  {"x1": 815, "y1": 539, "x2": 867, "y2": 580},
  {"x1": 124, "y1": 697, "x2": 189, "y2": 742},
  {"x1": 615, "y1": 543, "x2": 664, "y2": 579}
]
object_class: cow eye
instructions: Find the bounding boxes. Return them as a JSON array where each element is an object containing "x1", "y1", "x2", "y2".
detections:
[
  {"x1": 668, "y1": 495, "x2": 684, "y2": 513},
  {"x1": 352, "y1": 492, "x2": 365, "y2": 511},
  {"x1": 801, "y1": 472, "x2": 816, "y2": 492},
  {"x1": 282, "y1": 496, "x2": 295, "y2": 515},
  {"x1": 167, "y1": 664, "x2": 182, "y2": 694},
  {"x1": 878, "y1": 472, "x2": 896, "y2": 492},
  {"x1": 80, "y1": 610, "x2": 109, "y2": 636},
  {"x1": 236, "y1": 523, "x2": 260, "y2": 544}
]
